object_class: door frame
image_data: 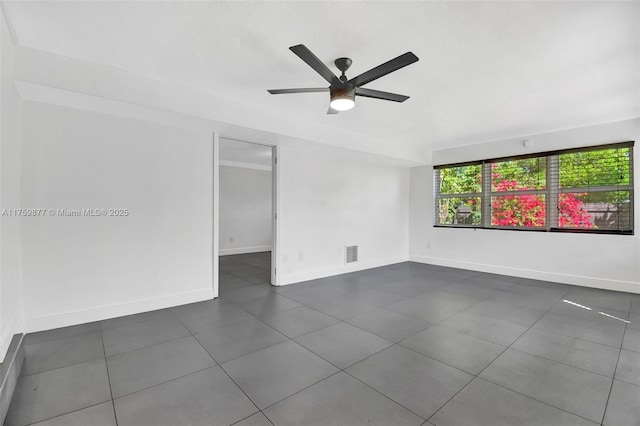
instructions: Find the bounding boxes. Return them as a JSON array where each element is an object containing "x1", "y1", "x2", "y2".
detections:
[{"x1": 213, "y1": 135, "x2": 280, "y2": 296}]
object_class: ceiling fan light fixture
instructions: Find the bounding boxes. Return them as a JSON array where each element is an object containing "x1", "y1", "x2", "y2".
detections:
[
  {"x1": 267, "y1": 45, "x2": 418, "y2": 114},
  {"x1": 330, "y1": 96, "x2": 355, "y2": 111},
  {"x1": 329, "y1": 86, "x2": 355, "y2": 111}
]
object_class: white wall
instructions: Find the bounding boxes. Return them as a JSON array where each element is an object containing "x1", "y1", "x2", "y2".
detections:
[
  {"x1": 20, "y1": 102, "x2": 214, "y2": 332},
  {"x1": 410, "y1": 119, "x2": 640, "y2": 293},
  {"x1": 0, "y1": 8, "x2": 24, "y2": 359},
  {"x1": 219, "y1": 165, "x2": 272, "y2": 255},
  {"x1": 278, "y1": 144, "x2": 410, "y2": 285}
]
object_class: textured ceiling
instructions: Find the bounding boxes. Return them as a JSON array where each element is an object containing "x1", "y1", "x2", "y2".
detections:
[{"x1": 4, "y1": 1, "x2": 639, "y2": 155}]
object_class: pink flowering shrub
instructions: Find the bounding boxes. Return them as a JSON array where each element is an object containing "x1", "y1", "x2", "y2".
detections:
[{"x1": 491, "y1": 176, "x2": 594, "y2": 228}]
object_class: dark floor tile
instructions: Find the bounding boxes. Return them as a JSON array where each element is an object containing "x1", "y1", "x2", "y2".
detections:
[
  {"x1": 480, "y1": 349, "x2": 612, "y2": 422},
  {"x1": 232, "y1": 412, "x2": 272, "y2": 426},
  {"x1": 347, "y1": 309, "x2": 430, "y2": 342},
  {"x1": 219, "y1": 276, "x2": 254, "y2": 290},
  {"x1": 114, "y1": 366, "x2": 257, "y2": 426},
  {"x1": 107, "y1": 335, "x2": 215, "y2": 397},
  {"x1": 221, "y1": 340, "x2": 338, "y2": 409},
  {"x1": 506, "y1": 281, "x2": 568, "y2": 300},
  {"x1": 563, "y1": 288, "x2": 632, "y2": 312},
  {"x1": 439, "y1": 311, "x2": 527, "y2": 346},
  {"x1": 463, "y1": 276, "x2": 515, "y2": 291},
  {"x1": 23, "y1": 332, "x2": 104, "y2": 375},
  {"x1": 512, "y1": 328, "x2": 619, "y2": 377},
  {"x1": 534, "y1": 309, "x2": 626, "y2": 348},
  {"x1": 242, "y1": 274, "x2": 272, "y2": 286},
  {"x1": 347, "y1": 345, "x2": 472, "y2": 419},
  {"x1": 310, "y1": 297, "x2": 379, "y2": 321},
  {"x1": 274, "y1": 282, "x2": 347, "y2": 305},
  {"x1": 5, "y1": 359, "x2": 111, "y2": 426},
  {"x1": 430, "y1": 377, "x2": 598, "y2": 426},
  {"x1": 602, "y1": 379, "x2": 640, "y2": 426},
  {"x1": 231, "y1": 265, "x2": 266, "y2": 278},
  {"x1": 379, "y1": 278, "x2": 444, "y2": 298},
  {"x1": 171, "y1": 299, "x2": 254, "y2": 335},
  {"x1": 629, "y1": 312, "x2": 640, "y2": 330},
  {"x1": 465, "y1": 300, "x2": 545, "y2": 327},
  {"x1": 400, "y1": 325, "x2": 505, "y2": 375},
  {"x1": 263, "y1": 372, "x2": 423, "y2": 425},
  {"x1": 614, "y1": 349, "x2": 640, "y2": 386},
  {"x1": 387, "y1": 291, "x2": 480, "y2": 324},
  {"x1": 234, "y1": 293, "x2": 301, "y2": 317},
  {"x1": 622, "y1": 327, "x2": 640, "y2": 353},
  {"x1": 102, "y1": 315, "x2": 190, "y2": 356},
  {"x1": 221, "y1": 285, "x2": 274, "y2": 304},
  {"x1": 295, "y1": 323, "x2": 393, "y2": 369},
  {"x1": 13, "y1": 253, "x2": 636, "y2": 425},
  {"x1": 194, "y1": 317, "x2": 288, "y2": 363},
  {"x1": 336, "y1": 288, "x2": 408, "y2": 308},
  {"x1": 100, "y1": 309, "x2": 175, "y2": 331},
  {"x1": 24, "y1": 323, "x2": 100, "y2": 346},
  {"x1": 490, "y1": 289, "x2": 559, "y2": 311},
  {"x1": 30, "y1": 402, "x2": 116, "y2": 426},
  {"x1": 258, "y1": 306, "x2": 339, "y2": 338}
]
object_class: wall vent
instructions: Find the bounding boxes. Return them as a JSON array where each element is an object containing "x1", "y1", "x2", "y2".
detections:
[{"x1": 345, "y1": 245, "x2": 358, "y2": 264}]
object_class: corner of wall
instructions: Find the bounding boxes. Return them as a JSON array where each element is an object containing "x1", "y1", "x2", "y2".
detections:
[{"x1": 0, "y1": 4, "x2": 25, "y2": 361}]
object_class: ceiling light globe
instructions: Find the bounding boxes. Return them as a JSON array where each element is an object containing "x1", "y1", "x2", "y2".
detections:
[{"x1": 330, "y1": 97, "x2": 355, "y2": 111}]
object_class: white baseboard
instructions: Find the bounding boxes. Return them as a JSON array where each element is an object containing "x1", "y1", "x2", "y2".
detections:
[
  {"x1": 278, "y1": 255, "x2": 410, "y2": 286},
  {"x1": 24, "y1": 288, "x2": 215, "y2": 333},
  {"x1": 410, "y1": 255, "x2": 640, "y2": 294},
  {"x1": 0, "y1": 315, "x2": 23, "y2": 362},
  {"x1": 219, "y1": 246, "x2": 272, "y2": 256}
]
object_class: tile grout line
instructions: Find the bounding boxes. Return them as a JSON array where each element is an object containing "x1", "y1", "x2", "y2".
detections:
[
  {"x1": 99, "y1": 322, "x2": 119, "y2": 426},
  {"x1": 476, "y1": 375, "x2": 604, "y2": 425},
  {"x1": 196, "y1": 263, "x2": 636, "y2": 424},
  {"x1": 450, "y1": 292, "x2": 622, "y2": 425},
  {"x1": 220, "y1": 269, "x2": 441, "y2": 421},
  {"x1": 171, "y1": 304, "x2": 272, "y2": 424},
  {"x1": 599, "y1": 312, "x2": 630, "y2": 425},
  {"x1": 15, "y1": 328, "x2": 119, "y2": 426},
  {"x1": 222, "y1": 260, "x2": 617, "y2": 424},
  {"x1": 425, "y1": 292, "x2": 574, "y2": 424},
  {"x1": 21, "y1": 401, "x2": 114, "y2": 426},
  {"x1": 16, "y1": 255, "x2": 634, "y2": 426},
  {"x1": 109, "y1": 365, "x2": 218, "y2": 400},
  {"x1": 21, "y1": 327, "x2": 196, "y2": 380}
]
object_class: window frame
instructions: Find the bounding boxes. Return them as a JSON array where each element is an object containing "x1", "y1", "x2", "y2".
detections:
[{"x1": 433, "y1": 141, "x2": 634, "y2": 235}]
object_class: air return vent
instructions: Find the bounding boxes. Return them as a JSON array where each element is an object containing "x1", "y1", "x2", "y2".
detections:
[{"x1": 345, "y1": 245, "x2": 358, "y2": 264}]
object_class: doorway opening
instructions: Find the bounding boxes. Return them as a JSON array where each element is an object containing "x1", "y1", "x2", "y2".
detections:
[{"x1": 217, "y1": 137, "x2": 278, "y2": 295}]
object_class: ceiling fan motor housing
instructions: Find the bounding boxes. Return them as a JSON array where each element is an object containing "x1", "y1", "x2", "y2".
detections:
[{"x1": 330, "y1": 83, "x2": 356, "y2": 111}]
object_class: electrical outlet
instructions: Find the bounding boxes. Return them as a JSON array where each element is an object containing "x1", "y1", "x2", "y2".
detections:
[
  {"x1": 229, "y1": 237, "x2": 234, "y2": 243},
  {"x1": 298, "y1": 252, "x2": 304, "y2": 261}
]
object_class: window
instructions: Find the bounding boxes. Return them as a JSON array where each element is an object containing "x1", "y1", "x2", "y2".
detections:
[{"x1": 434, "y1": 142, "x2": 634, "y2": 234}]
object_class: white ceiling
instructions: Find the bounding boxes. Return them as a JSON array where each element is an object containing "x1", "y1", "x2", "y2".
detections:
[{"x1": 3, "y1": 1, "x2": 639, "y2": 157}]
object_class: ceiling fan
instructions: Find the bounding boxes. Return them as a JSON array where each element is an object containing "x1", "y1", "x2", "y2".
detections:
[{"x1": 268, "y1": 44, "x2": 419, "y2": 114}]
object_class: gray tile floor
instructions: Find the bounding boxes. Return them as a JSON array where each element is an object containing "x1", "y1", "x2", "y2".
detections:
[{"x1": 6, "y1": 252, "x2": 640, "y2": 426}]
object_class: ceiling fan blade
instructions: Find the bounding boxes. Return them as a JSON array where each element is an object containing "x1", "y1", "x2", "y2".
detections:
[
  {"x1": 268, "y1": 88, "x2": 329, "y2": 94},
  {"x1": 356, "y1": 88, "x2": 409, "y2": 103},
  {"x1": 289, "y1": 44, "x2": 339, "y2": 85},
  {"x1": 327, "y1": 106, "x2": 339, "y2": 114},
  {"x1": 349, "y1": 52, "x2": 419, "y2": 87}
]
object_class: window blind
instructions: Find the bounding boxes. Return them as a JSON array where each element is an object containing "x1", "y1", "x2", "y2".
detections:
[{"x1": 433, "y1": 142, "x2": 634, "y2": 234}]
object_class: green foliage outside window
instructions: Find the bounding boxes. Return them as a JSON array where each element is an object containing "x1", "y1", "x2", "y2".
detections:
[{"x1": 435, "y1": 144, "x2": 633, "y2": 232}]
